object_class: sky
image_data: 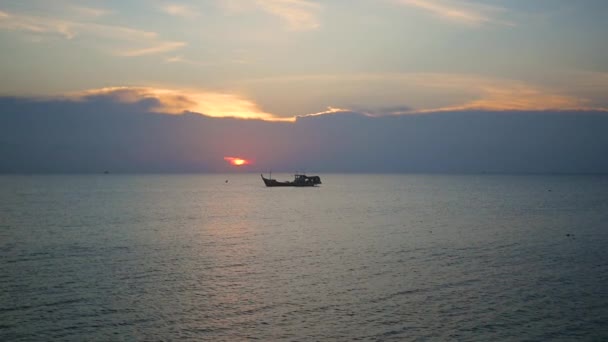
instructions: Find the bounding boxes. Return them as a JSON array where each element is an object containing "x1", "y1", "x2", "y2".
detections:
[{"x1": 1, "y1": 0, "x2": 607, "y2": 172}]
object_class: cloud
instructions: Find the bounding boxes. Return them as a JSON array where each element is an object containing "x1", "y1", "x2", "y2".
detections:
[
  {"x1": 164, "y1": 55, "x2": 249, "y2": 67},
  {"x1": 239, "y1": 72, "x2": 602, "y2": 116},
  {"x1": 67, "y1": 86, "x2": 291, "y2": 121},
  {"x1": 0, "y1": 10, "x2": 185, "y2": 56},
  {"x1": 430, "y1": 84, "x2": 586, "y2": 112},
  {"x1": 256, "y1": 0, "x2": 321, "y2": 31},
  {"x1": 160, "y1": 4, "x2": 200, "y2": 18},
  {"x1": 118, "y1": 42, "x2": 187, "y2": 57},
  {"x1": 404, "y1": 75, "x2": 590, "y2": 112},
  {"x1": 221, "y1": 0, "x2": 322, "y2": 31},
  {"x1": 299, "y1": 106, "x2": 355, "y2": 118},
  {"x1": 0, "y1": 10, "x2": 78, "y2": 39},
  {"x1": 2, "y1": 94, "x2": 608, "y2": 173},
  {"x1": 69, "y1": 6, "x2": 110, "y2": 18},
  {"x1": 393, "y1": 0, "x2": 511, "y2": 26}
]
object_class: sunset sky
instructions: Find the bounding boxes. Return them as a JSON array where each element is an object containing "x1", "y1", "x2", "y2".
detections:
[
  {"x1": 1, "y1": 1, "x2": 608, "y2": 173},
  {"x1": 1, "y1": 0, "x2": 607, "y2": 121}
]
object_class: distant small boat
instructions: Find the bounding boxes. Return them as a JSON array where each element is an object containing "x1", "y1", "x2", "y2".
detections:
[{"x1": 261, "y1": 173, "x2": 321, "y2": 187}]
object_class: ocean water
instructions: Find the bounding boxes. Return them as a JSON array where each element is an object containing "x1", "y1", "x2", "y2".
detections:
[{"x1": 1, "y1": 174, "x2": 607, "y2": 341}]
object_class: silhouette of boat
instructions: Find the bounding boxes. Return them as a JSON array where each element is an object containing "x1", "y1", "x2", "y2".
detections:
[{"x1": 261, "y1": 173, "x2": 321, "y2": 187}]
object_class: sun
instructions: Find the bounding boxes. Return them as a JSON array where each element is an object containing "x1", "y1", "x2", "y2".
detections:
[
  {"x1": 224, "y1": 156, "x2": 251, "y2": 167},
  {"x1": 232, "y1": 158, "x2": 246, "y2": 166}
]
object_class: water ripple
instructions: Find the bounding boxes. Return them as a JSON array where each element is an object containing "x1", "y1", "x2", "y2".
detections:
[{"x1": 2, "y1": 174, "x2": 608, "y2": 340}]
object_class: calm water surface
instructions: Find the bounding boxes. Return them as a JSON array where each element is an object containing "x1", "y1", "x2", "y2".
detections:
[{"x1": 1, "y1": 174, "x2": 608, "y2": 341}]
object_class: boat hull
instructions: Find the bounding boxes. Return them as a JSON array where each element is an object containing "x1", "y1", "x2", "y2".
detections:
[{"x1": 261, "y1": 174, "x2": 319, "y2": 187}]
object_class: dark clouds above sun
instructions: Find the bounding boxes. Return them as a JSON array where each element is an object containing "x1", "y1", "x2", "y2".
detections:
[{"x1": 1, "y1": 94, "x2": 607, "y2": 173}]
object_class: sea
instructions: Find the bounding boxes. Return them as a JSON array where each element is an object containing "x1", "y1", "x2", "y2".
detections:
[{"x1": 1, "y1": 174, "x2": 607, "y2": 341}]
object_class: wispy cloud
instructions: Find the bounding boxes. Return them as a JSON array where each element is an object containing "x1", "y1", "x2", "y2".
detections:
[
  {"x1": 222, "y1": 0, "x2": 321, "y2": 31},
  {"x1": 301, "y1": 106, "x2": 354, "y2": 117},
  {"x1": 0, "y1": 10, "x2": 79, "y2": 39},
  {"x1": 423, "y1": 83, "x2": 588, "y2": 112},
  {"x1": 393, "y1": 0, "x2": 511, "y2": 26},
  {"x1": 165, "y1": 55, "x2": 252, "y2": 67},
  {"x1": 118, "y1": 42, "x2": 187, "y2": 57},
  {"x1": 255, "y1": 0, "x2": 321, "y2": 31},
  {"x1": 0, "y1": 10, "x2": 185, "y2": 56},
  {"x1": 218, "y1": 0, "x2": 322, "y2": 31},
  {"x1": 70, "y1": 6, "x2": 110, "y2": 18},
  {"x1": 160, "y1": 4, "x2": 200, "y2": 18},
  {"x1": 240, "y1": 72, "x2": 599, "y2": 115},
  {"x1": 165, "y1": 55, "x2": 194, "y2": 64}
]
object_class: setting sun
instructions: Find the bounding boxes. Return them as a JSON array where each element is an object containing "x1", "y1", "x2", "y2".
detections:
[{"x1": 224, "y1": 156, "x2": 251, "y2": 167}]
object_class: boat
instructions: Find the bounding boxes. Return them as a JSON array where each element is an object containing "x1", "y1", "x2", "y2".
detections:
[{"x1": 261, "y1": 173, "x2": 321, "y2": 187}]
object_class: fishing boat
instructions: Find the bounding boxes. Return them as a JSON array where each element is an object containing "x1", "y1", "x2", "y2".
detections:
[{"x1": 261, "y1": 173, "x2": 321, "y2": 187}]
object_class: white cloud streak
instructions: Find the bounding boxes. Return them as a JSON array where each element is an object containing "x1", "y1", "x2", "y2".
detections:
[
  {"x1": 160, "y1": 4, "x2": 200, "y2": 18},
  {"x1": 0, "y1": 10, "x2": 185, "y2": 56},
  {"x1": 70, "y1": 6, "x2": 110, "y2": 18},
  {"x1": 118, "y1": 42, "x2": 187, "y2": 57},
  {"x1": 255, "y1": 0, "x2": 321, "y2": 31},
  {"x1": 394, "y1": 0, "x2": 511, "y2": 26},
  {"x1": 221, "y1": 0, "x2": 322, "y2": 31}
]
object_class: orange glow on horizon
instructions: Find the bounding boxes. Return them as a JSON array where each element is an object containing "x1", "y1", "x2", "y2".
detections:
[{"x1": 224, "y1": 156, "x2": 251, "y2": 166}]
